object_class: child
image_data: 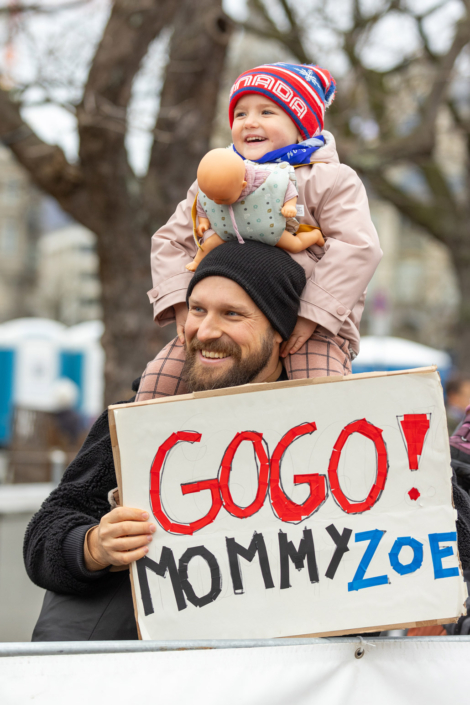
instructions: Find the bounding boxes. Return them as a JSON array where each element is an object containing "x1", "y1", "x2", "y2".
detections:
[{"x1": 138, "y1": 63, "x2": 382, "y2": 400}]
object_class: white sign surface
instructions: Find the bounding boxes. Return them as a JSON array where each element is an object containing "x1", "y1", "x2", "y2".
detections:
[{"x1": 109, "y1": 368, "x2": 467, "y2": 640}]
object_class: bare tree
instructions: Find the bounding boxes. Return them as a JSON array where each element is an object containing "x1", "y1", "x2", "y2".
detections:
[
  {"x1": 244, "y1": 0, "x2": 470, "y2": 370},
  {"x1": 0, "y1": 0, "x2": 233, "y2": 402}
]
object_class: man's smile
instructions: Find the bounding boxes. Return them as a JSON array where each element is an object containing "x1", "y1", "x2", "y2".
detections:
[{"x1": 198, "y1": 349, "x2": 232, "y2": 365}]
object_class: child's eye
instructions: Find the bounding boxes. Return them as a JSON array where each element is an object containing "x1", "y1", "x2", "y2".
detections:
[
  {"x1": 262, "y1": 110, "x2": 274, "y2": 115},
  {"x1": 235, "y1": 111, "x2": 246, "y2": 118}
]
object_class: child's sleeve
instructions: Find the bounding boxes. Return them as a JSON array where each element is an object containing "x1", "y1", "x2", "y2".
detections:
[
  {"x1": 148, "y1": 180, "x2": 199, "y2": 326},
  {"x1": 300, "y1": 164, "x2": 382, "y2": 334}
]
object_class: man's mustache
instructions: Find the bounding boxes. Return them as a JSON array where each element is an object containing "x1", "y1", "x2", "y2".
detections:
[{"x1": 186, "y1": 336, "x2": 242, "y2": 361}]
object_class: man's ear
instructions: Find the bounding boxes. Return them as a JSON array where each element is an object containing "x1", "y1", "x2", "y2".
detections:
[{"x1": 274, "y1": 330, "x2": 283, "y2": 345}]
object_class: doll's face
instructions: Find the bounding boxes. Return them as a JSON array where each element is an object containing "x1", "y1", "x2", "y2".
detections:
[
  {"x1": 232, "y1": 94, "x2": 301, "y2": 161},
  {"x1": 197, "y1": 149, "x2": 247, "y2": 205}
]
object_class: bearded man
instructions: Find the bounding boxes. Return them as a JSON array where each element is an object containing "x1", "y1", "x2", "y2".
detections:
[{"x1": 24, "y1": 242, "x2": 310, "y2": 641}]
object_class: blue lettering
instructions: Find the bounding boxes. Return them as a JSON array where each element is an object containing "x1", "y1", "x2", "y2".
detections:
[
  {"x1": 348, "y1": 530, "x2": 389, "y2": 592},
  {"x1": 428, "y1": 532, "x2": 459, "y2": 579}
]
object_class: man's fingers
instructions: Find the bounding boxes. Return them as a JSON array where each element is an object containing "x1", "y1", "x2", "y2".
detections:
[
  {"x1": 110, "y1": 534, "x2": 153, "y2": 552},
  {"x1": 107, "y1": 507, "x2": 150, "y2": 523},
  {"x1": 111, "y1": 546, "x2": 150, "y2": 566},
  {"x1": 107, "y1": 520, "x2": 156, "y2": 538}
]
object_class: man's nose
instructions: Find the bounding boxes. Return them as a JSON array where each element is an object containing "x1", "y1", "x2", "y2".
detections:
[{"x1": 196, "y1": 313, "x2": 223, "y2": 342}]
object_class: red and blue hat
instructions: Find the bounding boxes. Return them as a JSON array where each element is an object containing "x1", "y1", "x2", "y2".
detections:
[{"x1": 228, "y1": 63, "x2": 336, "y2": 140}]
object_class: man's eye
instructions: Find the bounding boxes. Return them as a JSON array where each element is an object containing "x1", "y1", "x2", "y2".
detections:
[
  {"x1": 226, "y1": 311, "x2": 241, "y2": 317},
  {"x1": 190, "y1": 306, "x2": 204, "y2": 313}
]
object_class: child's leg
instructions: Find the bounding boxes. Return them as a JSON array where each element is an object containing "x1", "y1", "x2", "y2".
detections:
[
  {"x1": 136, "y1": 337, "x2": 188, "y2": 401},
  {"x1": 275, "y1": 227, "x2": 325, "y2": 254},
  {"x1": 284, "y1": 330, "x2": 352, "y2": 380},
  {"x1": 186, "y1": 233, "x2": 225, "y2": 272}
]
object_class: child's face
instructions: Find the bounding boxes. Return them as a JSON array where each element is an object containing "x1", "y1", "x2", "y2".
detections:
[{"x1": 232, "y1": 94, "x2": 301, "y2": 161}]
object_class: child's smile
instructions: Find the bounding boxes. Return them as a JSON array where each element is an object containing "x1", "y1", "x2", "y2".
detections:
[{"x1": 232, "y1": 94, "x2": 300, "y2": 161}]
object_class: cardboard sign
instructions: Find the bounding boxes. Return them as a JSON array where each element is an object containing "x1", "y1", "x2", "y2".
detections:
[{"x1": 109, "y1": 367, "x2": 467, "y2": 640}]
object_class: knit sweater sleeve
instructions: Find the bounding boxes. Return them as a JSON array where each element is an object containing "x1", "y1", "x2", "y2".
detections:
[{"x1": 23, "y1": 404, "x2": 127, "y2": 596}]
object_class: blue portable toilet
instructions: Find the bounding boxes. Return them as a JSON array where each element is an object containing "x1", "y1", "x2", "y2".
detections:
[
  {"x1": 60, "y1": 321, "x2": 104, "y2": 422},
  {"x1": 0, "y1": 318, "x2": 66, "y2": 446},
  {"x1": 352, "y1": 336, "x2": 452, "y2": 386}
]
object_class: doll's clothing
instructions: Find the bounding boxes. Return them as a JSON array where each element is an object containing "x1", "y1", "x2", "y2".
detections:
[
  {"x1": 135, "y1": 330, "x2": 352, "y2": 402},
  {"x1": 148, "y1": 131, "x2": 383, "y2": 358},
  {"x1": 195, "y1": 161, "x2": 297, "y2": 218},
  {"x1": 197, "y1": 162, "x2": 298, "y2": 246}
]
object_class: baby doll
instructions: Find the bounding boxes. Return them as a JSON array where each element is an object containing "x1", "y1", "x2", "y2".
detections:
[
  {"x1": 186, "y1": 148, "x2": 324, "y2": 272},
  {"x1": 139, "y1": 62, "x2": 382, "y2": 401}
]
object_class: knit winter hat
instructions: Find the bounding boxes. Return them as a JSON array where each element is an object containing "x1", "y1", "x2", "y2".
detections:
[
  {"x1": 229, "y1": 63, "x2": 336, "y2": 140},
  {"x1": 186, "y1": 241, "x2": 306, "y2": 340}
]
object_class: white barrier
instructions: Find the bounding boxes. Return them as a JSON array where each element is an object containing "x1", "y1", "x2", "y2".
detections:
[{"x1": 0, "y1": 638, "x2": 469, "y2": 704}]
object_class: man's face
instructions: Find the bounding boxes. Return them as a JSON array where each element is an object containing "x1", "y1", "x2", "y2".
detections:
[{"x1": 183, "y1": 276, "x2": 283, "y2": 392}]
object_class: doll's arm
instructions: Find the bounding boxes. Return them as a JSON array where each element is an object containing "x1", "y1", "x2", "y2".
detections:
[
  {"x1": 281, "y1": 196, "x2": 298, "y2": 219},
  {"x1": 196, "y1": 217, "x2": 210, "y2": 239}
]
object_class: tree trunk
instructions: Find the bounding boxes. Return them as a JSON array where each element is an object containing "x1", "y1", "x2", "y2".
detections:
[
  {"x1": 0, "y1": 0, "x2": 232, "y2": 406},
  {"x1": 451, "y1": 240, "x2": 470, "y2": 376}
]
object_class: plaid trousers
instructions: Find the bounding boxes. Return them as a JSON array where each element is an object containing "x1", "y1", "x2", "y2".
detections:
[{"x1": 136, "y1": 331, "x2": 352, "y2": 401}]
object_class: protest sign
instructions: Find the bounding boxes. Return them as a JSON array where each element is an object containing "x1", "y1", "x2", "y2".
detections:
[{"x1": 109, "y1": 367, "x2": 467, "y2": 640}]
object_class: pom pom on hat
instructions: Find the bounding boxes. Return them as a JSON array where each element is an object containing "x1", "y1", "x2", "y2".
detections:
[{"x1": 229, "y1": 63, "x2": 336, "y2": 140}]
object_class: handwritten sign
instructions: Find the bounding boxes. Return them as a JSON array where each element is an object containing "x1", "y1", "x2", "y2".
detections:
[{"x1": 109, "y1": 367, "x2": 467, "y2": 640}]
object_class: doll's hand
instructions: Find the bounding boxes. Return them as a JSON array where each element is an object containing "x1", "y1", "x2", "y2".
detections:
[
  {"x1": 174, "y1": 302, "x2": 188, "y2": 344},
  {"x1": 281, "y1": 205, "x2": 298, "y2": 219},
  {"x1": 196, "y1": 218, "x2": 210, "y2": 239},
  {"x1": 280, "y1": 317, "x2": 317, "y2": 357}
]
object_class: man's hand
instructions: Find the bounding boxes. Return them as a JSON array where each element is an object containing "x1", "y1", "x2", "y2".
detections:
[
  {"x1": 280, "y1": 316, "x2": 317, "y2": 357},
  {"x1": 86, "y1": 507, "x2": 156, "y2": 570},
  {"x1": 174, "y1": 302, "x2": 188, "y2": 344}
]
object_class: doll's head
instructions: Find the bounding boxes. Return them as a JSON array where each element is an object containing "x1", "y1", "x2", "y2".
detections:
[
  {"x1": 228, "y1": 63, "x2": 336, "y2": 161},
  {"x1": 197, "y1": 149, "x2": 247, "y2": 205}
]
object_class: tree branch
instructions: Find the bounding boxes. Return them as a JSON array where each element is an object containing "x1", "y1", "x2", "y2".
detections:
[
  {"x1": 77, "y1": 0, "x2": 180, "y2": 178},
  {"x1": 366, "y1": 170, "x2": 451, "y2": 244},
  {"x1": 0, "y1": 1, "x2": 90, "y2": 13},
  {"x1": 143, "y1": 0, "x2": 234, "y2": 227},
  {"x1": 0, "y1": 87, "x2": 86, "y2": 205}
]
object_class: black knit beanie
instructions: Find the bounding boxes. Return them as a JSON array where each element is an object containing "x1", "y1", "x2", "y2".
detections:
[{"x1": 186, "y1": 241, "x2": 306, "y2": 340}]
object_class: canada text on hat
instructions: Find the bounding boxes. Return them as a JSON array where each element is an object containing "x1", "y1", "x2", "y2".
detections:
[{"x1": 229, "y1": 63, "x2": 336, "y2": 140}]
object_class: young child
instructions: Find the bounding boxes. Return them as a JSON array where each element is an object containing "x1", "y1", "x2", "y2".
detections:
[{"x1": 138, "y1": 62, "x2": 382, "y2": 400}]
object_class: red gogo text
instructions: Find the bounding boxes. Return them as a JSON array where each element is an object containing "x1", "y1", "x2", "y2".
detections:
[{"x1": 150, "y1": 419, "x2": 389, "y2": 535}]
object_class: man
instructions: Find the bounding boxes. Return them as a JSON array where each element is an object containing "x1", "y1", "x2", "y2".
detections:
[
  {"x1": 446, "y1": 375, "x2": 470, "y2": 435},
  {"x1": 24, "y1": 242, "x2": 307, "y2": 641}
]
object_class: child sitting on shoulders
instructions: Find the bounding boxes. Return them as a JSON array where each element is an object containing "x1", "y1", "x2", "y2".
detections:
[{"x1": 137, "y1": 62, "x2": 382, "y2": 400}]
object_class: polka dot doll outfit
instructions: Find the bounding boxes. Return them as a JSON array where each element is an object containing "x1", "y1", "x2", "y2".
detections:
[{"x1": 196, "y1": 161, "x2": 298, "y2": 245}]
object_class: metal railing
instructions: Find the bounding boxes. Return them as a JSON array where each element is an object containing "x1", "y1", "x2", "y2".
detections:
[{"x1": 2, "y1": 636, "x2": 470, "y2": 658}]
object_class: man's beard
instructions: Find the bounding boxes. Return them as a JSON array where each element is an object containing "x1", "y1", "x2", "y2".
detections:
[{"x1": 183, "y1": 329, "x2": 275, "y2": 392}]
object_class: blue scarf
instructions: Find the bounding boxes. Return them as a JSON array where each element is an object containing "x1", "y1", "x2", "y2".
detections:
[{"x1": 233, "y1": 135, "x2": 325, "y2": 166}]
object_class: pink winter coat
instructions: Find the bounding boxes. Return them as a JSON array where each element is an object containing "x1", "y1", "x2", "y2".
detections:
[{"x1": 148, "y1": 131, "x2": 382, "y2": 356}]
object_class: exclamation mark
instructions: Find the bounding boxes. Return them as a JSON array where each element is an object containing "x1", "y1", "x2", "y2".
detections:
[{"x1": 397, "y1": 413, "x2": 430, "y2": 501}]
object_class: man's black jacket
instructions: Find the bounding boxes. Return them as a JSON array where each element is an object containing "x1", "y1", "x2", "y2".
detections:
[{"x1": 24, "y1": 388, "x2": 470, "y2": 640}]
